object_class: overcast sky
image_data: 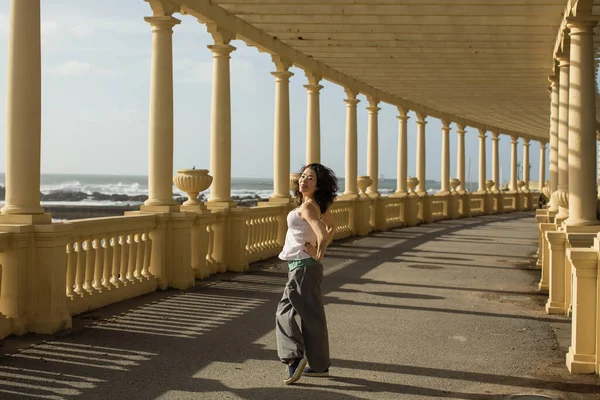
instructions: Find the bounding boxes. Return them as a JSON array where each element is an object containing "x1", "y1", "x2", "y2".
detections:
[{"x1": 0, "y1": 0, "x2": 546, "y2": 183}]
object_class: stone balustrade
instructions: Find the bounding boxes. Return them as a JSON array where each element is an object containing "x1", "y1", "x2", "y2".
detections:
[{"x1": 0, "y1": 232, "x2": 11, "y2": 340}]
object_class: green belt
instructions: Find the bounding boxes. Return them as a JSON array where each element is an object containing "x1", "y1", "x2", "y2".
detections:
[{"x1": 288, "y1": 258, "x2": 318, "y2": 271}]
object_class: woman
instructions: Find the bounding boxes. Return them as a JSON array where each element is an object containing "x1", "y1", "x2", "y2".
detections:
[{"x1": 276, "y1": 163, "x2": 338, "y2": 385}]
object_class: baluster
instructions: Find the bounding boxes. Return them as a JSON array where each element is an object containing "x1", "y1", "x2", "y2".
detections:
[
  {"x1": 111, "y1": 236, "x2": 122, "y2": 287},
  {"x1": 126, "y1": 234, "x2": 137, "y2": 283},
  {"x1": 73, "y1": 240, "x2": 86, "y2": 296},
  {"x1": 92, "y1": 237, "x2": 104, "y2": 291},
  {"x1": 82, "y1": 239, "x2": 94, "y2": 293},
  {"x1": 134, "y1": 233, "x2": 144, "y2": 281},
  {"x1": 66, "y1": 242, "x2": 76, "y2": 297},
  {"x1": 270, "y1": 215, "x2": 277, "y2": 248},
  {"x1": 119, "y1": 234, "x2": 129, "y2": 285},
  {"x1": 258, "y1": 217, "x2": 266, "y2": 252},
  {"x1": 246, "y1": 218, "x2": 254, "y2": 254},
  {"x1": 245, "y1": 219, "x2": 252, "y2": 254},
  {"x1": 206, "y1": 224, "x2": 216, "y2": 273},
  {"x1": 101, "y1": 236, "x2": 113, "y2": 289},
  {"x1": 142, "y1": 231, "x2": 152, "y2": 278}
]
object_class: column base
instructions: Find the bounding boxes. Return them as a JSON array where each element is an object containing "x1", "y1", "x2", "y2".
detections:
[
  {"x1": 537, "y1": 281, "x2": 549, "y2": 292},
  {"x1": 29, "y1": 313, "x2": 72, "y2": 335},
  {"x1": 566, "y1": 348, "x2": 596, "y2": 374},
  {"x1": 366, "y1": 191, "x2": 380, "y2": 198},
  {"x1": 436, "y1": 190, "x2": 450, "y2": 196},
  {"x1": 0, "y1": 213, "x2": 52, "y2": 224},
  {"x1": 563, "y1": 218, "x2": 600, "y2": 227},
  {"x1": 545, "y1": 301, "x2": 565, "y2": 315},
  {"x1": 140, "y1": 205, "x2": 180, "y2": 213},
  {"x1": 267, "y1": 197, "x2": 294, "y2": 204},
  {"x1": 341, "y1": 192, "x2": 359, "y2": 200},
  {"x1": 207, "y1": 200, "x2": 237, "y2": 209}
]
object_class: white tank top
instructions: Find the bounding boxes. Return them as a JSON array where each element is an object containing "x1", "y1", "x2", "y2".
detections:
[{"x1": 278, "y1": 207, "x2": 318, "y2": 260}]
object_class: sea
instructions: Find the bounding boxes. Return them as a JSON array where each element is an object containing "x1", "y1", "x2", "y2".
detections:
[{"x1": 0, "y1": 173, "x2": 453, "y2": 207}]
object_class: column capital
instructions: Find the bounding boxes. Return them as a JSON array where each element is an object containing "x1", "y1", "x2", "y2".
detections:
[
  {"x1": 555, "y1": 52, "x2": 570, "y2": 67},
  {"x1": 305, "y1": 71, "x2": 322, "y2": 85},
  {"x1": 441, "y1": 120, "x2": 451, "y2": 129},
  {"x1": 548, "y1": 75, "x2": 558, "y2": 84},
  {"x1": 304, "y1": 83, "x2": 323, "y2": 93},
  {"x1": 144, "y1": 15, "x2": 181, "y2": 31},
  {"x1": 397, "y1": 106, "x2": 409, "y2": 117},
  {"x1": 271, "y1": 55, "x2": 292, "y2": 72},
  {"x1": 539, "y1": 140, "x2": 548, "y2": 148},
  {"x1": 456, "y1": 124, "x2": 466, "y2": 134},
  {"x1": 207, "y1": 43, "x2": 236, "y2": 56},
  {"x1": 206, "y1": 23, "x2": 235, "y2": 45},
  {"x1": 366, "y1": 106, "x2": 381, "y2": 113},
  {"x1": 491, "y1": 132, "x2": 500, "y2": 141},
  {"x1": 416, "y1": 112, "x2": 427, "y2": 124},
  {"x1": 510, "y1": 135, "x2": 519, "y2": 144},
  {"x1": 478, "y1": 129, "x2": 487, "y2": 138},
  {"x1": 344, "y1": 98, "x2": 360, "y2": 106},
  {"x1": 344, "y1": 86, "x2": 359, "y2": 99},
  {"x1": 522, "y1": 138, "x2": 531, "y2": 146},
  {"x1": 566, "y1": 20, "x2": 597, "y2": 35},
  {"x1": 271, "y1": 71, "x2": 294, "y2": 81}
]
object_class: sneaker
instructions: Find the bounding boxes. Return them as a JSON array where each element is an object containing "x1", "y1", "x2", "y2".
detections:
[
  {"x1": 284, "y1": 357, "x2": 307, "y2": 385},
  {"x1": 303, "y1": 366, "x2": 330, "y2": 377}
]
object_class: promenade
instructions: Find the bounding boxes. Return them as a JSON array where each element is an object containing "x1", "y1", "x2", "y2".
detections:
[{"x1": 0, "y1": 212, "x2": 598, "y2": 400}]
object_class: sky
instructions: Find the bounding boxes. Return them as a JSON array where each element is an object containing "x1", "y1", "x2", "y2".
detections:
[{"x1": 0, "y1": 0, "x2": 546, "y2": 183}]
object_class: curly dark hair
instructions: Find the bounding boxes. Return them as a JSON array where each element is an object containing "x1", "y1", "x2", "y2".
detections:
[{"x1": 293, "y1": 163, "x2": 338, "y2": 214}]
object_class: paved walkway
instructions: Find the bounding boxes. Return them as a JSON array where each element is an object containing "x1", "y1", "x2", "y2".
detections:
[{"x1": 0, "y1": 212, "x2": 599, "y2": 400}]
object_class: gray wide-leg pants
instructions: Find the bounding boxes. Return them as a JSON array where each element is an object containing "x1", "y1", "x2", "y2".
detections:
[{"x1": 276, "y1": 263, "x2": 330, "y2": 372}]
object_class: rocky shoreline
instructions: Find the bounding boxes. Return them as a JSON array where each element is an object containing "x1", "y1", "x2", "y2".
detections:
[{"x1": 0, "y1": 186, "x2": 265, "y2": 220}]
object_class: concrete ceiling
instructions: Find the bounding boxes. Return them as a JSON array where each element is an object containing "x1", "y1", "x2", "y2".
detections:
[{"x1": 172, "y1": 0, "x2": 600, "y2": 141}]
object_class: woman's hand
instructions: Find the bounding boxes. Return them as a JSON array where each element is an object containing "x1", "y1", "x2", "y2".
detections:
[{"x1": 304, "y1": 242, "x2": 320, "y2": 261}]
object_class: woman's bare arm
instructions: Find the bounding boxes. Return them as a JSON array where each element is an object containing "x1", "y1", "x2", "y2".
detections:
[{"x1": 301, "y1": 203, "x2": 329, "y2": 261}]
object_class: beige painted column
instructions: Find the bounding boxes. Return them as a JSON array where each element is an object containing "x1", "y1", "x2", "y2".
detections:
[
  {"x1": 456, "y1": 124, "x2": 466, "y2": 193},
  {"x1": 142, "y1": 15, "x2": 180, "y2": 211},
  {"x1": 523, "y1": 139, "x2": 530, "y2": 192},
  {"x1": 548, "y1": 76, "x2": 559, "y2": 201},
  {"x1": 395, "y1": 107, "x2": 409, "y2": 195},
  {"x1": 565, "y1": 21, "x2": 598, "y2": 226},
  {"x1": 207, "y1": 25, "x2": 236, "y2": 206},
  {"x1": 491, "y1": 132, "x2": 500, "y2": 193},
  {"x1": 555, "y1": 52, "x2": 570, "y2": 219},
  {"x1": 0, "y1": 0, "x2": 49, "y2": 222},
  {"x1": 270, "y1": 56, "x2": 293, "y2": 201},
  {"x1": 366, "y1": 97, "x2": 380, "y2": 197},
  {"x1": 439, "y1": 120, "x2": 451, "y2": 195},
  {"x1": 343, "y1": 88, "x2": 359, "y2": 197},
  {"x1": 539, "y1": 141, "x2": 547, "y2": 191},
  {"x1": 510, "y1": 136, "x2": 518, "y2": 191},
  {"x1": 477, "y1": 129, "x2": 487, "y2": 193},
  {"x1": 416, "y1": 113, "x2": 427, "y2": 195},
  {"x1": 305, "y1": 72, "x2": 322, "y2": 164},
  {"x1": 597, "y1": 139, "x2": 600, "y2": 199}
]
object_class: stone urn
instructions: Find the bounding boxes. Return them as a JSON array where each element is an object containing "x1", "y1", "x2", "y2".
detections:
[
  {"x1": 407, "y1": 177, "x2": 419, "y2": 195},
  {"x1": 541, "y1": 185, "x2": 551, "y2": 200},
  {"x1": 485, "y1": 180, "x2": 495, "y2": 192},
  {"x1": 449, "y1": 178, "x2": 460, "y2": 193},
  {"x1": 173, "y1": 169, "x2": 212, "y2": 206},
  {"x1": 357, "y1": 176, "x2": 373, "y2": 197},
  {"x1": 553, "y1": 189, "x2": 569, "y2": 209},
  {"x1": 517, "y1": 180, "x2": 526, "y2": 191}
]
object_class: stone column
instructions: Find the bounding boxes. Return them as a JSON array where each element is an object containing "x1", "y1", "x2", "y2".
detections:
[
  {"x1": 539, "y1": 141, "x2": 547, "y2": 191},
  {"x1": 343, "y1": 88, "x2": 359, "y2": 197},
  {"x1": 395, "y1": 107, "x2": 409, "y2": 195},
  {"x1": 0, "y1": 0, "x2": 50, "y2": 223},
  {"x1": 597, "y1": 139, "x2": 600, "y2": 199},
  {"x1": 477, "y1": 129, "x2": 487, "y2": 193},
  {"x1": 206, "y1": 25, "x2": 236, "y2": 206},
  {"x1": 416, "y1": 113, "x2": 427, "y2": 195},
  {"x1": 564, "y1": 21, "x2": 598, "y2": 226},
  {"x1": 456, "y1": 124, "x2": 466, "y2": 193},
  {"x1": 548, "y1": 76, "x2": 559, "y2": 211},
  {"x1": 439, "y1": 121, "x2": 451, "y2": 195},
  {"x1": 491, "y1": 132, "x2": 500, "y2": 192},
  {"x1": 366, "y1": 97, "x2": 381, "y2": 197},
  {"x1": 270, "y1": 56, "x2": 293, "y2": 202},
  {"x1": 142, "y1": 15, "x2": 180, "y2": 211},
  {"x1": 523, "y1": 138, "x2": 530, "y2": 192},
  {"x1": 510, "y1": 136, "x2": 518, "y2": 191},
  {"x1": 555, "y1": 52, "x2": 570, "y2": 220},
  {"x1": 305, "y1": 72, "x2": 322, "y2": 164}
]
